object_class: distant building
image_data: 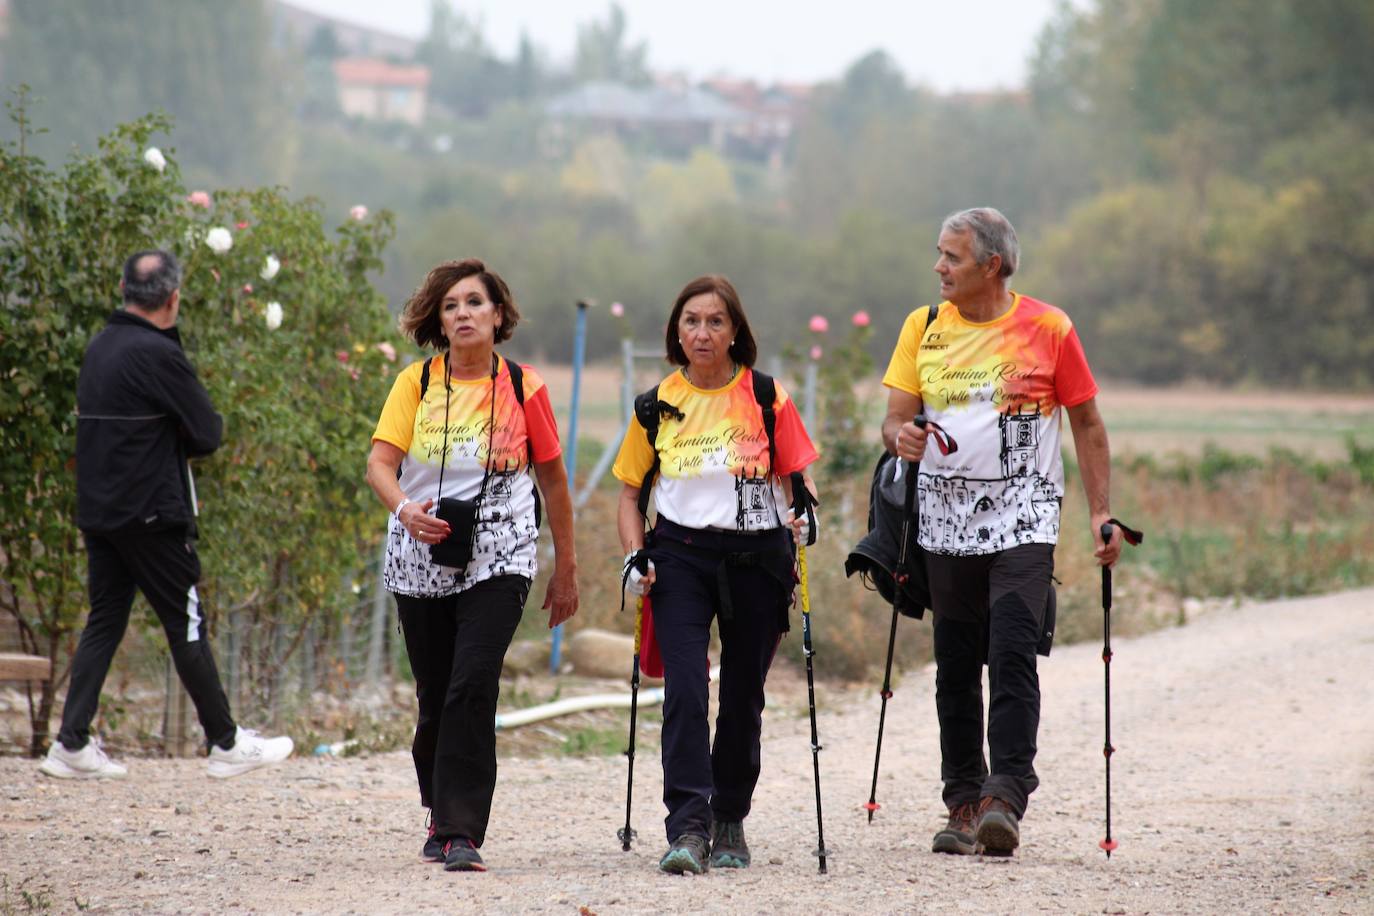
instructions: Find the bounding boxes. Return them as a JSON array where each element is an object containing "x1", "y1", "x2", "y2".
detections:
[
  {"x1": 545, "y1": 81, "x2": 750, "y2": 156},
  {"x1": 701, "y1": 78, "x2": 812, "y2": 165},
  {"x1": 332, "y1": 58, "x2": 431, "y2": 125},
  {"x1": 271, "y1": 1, "x2": 419, "y2": 60}
]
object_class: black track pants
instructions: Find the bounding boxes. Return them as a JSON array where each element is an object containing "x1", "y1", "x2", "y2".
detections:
[
  {"x1": 395, "y1": 575, "x2": 528, "y2": 847},
  {"x1": 58, "y1": 529, "x2": 236, "y2": 752}
]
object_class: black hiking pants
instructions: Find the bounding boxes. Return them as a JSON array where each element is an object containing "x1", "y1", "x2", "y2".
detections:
[
  {"x1": 58, "y1": 528, "x2": 236, "y2": 752},
  {"x1": 650, "y1": 520, "x2": 790, "y2": 844},
  {"x1": 926, "y1": 543, "x2": 1054, "y2": 818},
  {"x1": 395, "y1": 574, "x2": 528, "y2": 847}
]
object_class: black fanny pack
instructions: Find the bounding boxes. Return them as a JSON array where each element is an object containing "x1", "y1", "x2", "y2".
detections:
[{"x1": 430, "y1": 495, "x2": 480, "y2": 569}]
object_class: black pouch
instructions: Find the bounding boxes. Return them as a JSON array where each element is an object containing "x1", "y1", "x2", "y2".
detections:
[{"x1": 430, "y1": 496, "x2": 479, "y2": 569}]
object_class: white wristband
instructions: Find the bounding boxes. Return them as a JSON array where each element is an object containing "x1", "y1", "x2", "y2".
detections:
[{"x1": 394, "y1": 497, "x2": 412, "y2": 519}]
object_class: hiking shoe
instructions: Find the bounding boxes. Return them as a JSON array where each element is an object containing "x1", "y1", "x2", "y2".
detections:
[
  {"x1": 931, "y1": 801, "x2": 978, "y2": 855},
  {"x1": 659, "y1": 834, "x2": 710, "y2": 875},
  {"x1": 442, "y1": 837, "x2": 486, "y2": 872},
  {"x1": 206, "y1": 726, "x2": 293, "y2": 779},
  {"x1": 38, "y1": 738, "x2": 127, "y2": 780},
  {"x1": 709, "y1": 820, "x2": 751, "y2": 868},
  {"x1": 975, "y1": 796, "x2": 1021, "y2": 856},
  {"x1": 422, "y1": 811, "x2": 445, "y2": 863}
]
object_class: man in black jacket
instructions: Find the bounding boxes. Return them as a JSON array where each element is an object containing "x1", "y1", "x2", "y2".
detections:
[{"x1": 40, "y1": 249, "x2": 293, "y2": 780}]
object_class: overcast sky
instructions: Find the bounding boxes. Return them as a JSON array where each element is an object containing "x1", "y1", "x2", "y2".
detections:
[{"x1": 286, "y1": 0, "x2": 1065, "y2": 92}]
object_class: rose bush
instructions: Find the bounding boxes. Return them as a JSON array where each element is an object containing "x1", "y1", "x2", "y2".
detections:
[{"x1": 0, "y1": 95, "x2": 402, "y2": 751}]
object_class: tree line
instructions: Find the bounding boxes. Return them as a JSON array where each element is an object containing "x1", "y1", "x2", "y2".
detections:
[{"x1": 3, "y1": 0, "x2": 1371, "y2": 383}]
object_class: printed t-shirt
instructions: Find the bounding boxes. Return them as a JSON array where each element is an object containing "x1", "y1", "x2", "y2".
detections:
[
  {"x1": 372, "y1": 354, "x2": 561, "y2": 597},
  {"x1": 612, "y1": 367, "x2": 818, "y2": 531},
  {"x1": 882, "y1": 294, "x2": 1097, "y2": 556}
]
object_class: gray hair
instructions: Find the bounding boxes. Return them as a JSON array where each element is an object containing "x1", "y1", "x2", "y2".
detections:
[
  {"x1": 122, "y1": 249, "x2": 181, "y2": 308},
  {"x1": 941, "y1": 207, "x2": 1019, "y2": 278}
]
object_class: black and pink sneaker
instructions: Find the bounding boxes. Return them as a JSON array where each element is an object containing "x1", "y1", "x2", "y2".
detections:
[
  {"x1": 422, "y1": 813, "x2": 444, "y2": 863},
  {"x1": 442, "y1": 837, "x2": 486, "y2": 872}
]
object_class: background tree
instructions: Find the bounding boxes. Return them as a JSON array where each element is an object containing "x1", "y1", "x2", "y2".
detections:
[
  {"x1": 573, "y1": 3, "x2": 650, "y2": 85},
  {"x1": 0, "y1": 0, "x2": 290, "y2": 185}
]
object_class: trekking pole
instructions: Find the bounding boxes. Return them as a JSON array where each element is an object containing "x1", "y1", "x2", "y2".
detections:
[
  {"x1": 1099, "y1": 522, "x2": 1117, "y2": 857},
  {"x1": 618, "y1": 594, "x2": 644, "y2": 851},
  {"x1": 1097, "y1": 517, "x2": 1143, "y2": 858},
  {"x1": 865, "y1": 416, "x2": 923, "y2": 823},
  {"x1": 793, "y1": 483, "x2": 828, "y2": 873}
]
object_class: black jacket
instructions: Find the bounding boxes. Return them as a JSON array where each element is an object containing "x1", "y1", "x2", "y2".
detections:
[
  {"x1": 75, "y1": 310, "x2": 222, "y2": 534},
  {"x1": 845, "y1": 451, "x2": 928, "y2": 619}
]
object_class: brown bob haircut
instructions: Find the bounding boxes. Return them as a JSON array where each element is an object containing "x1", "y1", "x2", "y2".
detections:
[
  {"x1": 664, "y1": 274, "x2": 758, "y2": 368},
  {"x1": 399, "y1": 258, "x2": 521, "y2": 349}
]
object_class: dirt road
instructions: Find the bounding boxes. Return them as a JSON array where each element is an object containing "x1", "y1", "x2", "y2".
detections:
[{"x1": 3, "y1": 588, "x2": 1371, "y2": 914}]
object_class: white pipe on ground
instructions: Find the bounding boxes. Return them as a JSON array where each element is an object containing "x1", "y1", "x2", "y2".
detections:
[
  {"x1": 314, "y1": 667, "x2": 720, "y2": 752},
  {"x1": 494, "y1": 665, "x2": 719, "y2": 731}
]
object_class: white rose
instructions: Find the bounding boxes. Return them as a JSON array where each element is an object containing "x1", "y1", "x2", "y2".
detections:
[
  {"x1": 264, "y1": 301, "x2": 283, "y2": 330},
  {"x1": 143, "y1": 147, "x2": 167, "y2": 172},
  {"x1": 349, "y1": 205, "x2": 368, "y2": 221},
  {"x1": 205, "y1": 227, "x2": 233, "y2": 254},
  {"x1": 261, "y1": 254, "x2": 281, "y2": 280}
]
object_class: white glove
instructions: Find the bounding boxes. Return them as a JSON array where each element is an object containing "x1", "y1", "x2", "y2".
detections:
[
  {"x1": 787, "y1": 508, "x2": 818, "y2": 546},
  {"x1": 623, "y1": 553, "x2": 655, "y2": 597}
]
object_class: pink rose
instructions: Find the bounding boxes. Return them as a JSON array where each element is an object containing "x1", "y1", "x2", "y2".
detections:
[
  {"x1": 186, "y1": 191, "x2": 212, "y2": 209},
  {"x1": 336, "y1": 350, "x2": 350, "y2": 364},
  {"x1": 810, "y1": 345, "x2": 823, "y2": 360},
  {"x1": 376, "y1": 342, "x2": 397, "y2": 362},
  {"x1": 242, "y1": 283, "x2": 253, "y2": 294},
  {"x1": 809, "y1": 315, "x2": 829, "y2": 334},
  {"x1": 852, "y1": 310, "x2": 871, "y2": 328},
  {"x1": 235, "y1": 220, "x2": 249, "y2": 230},
  {"x1": 349, "y1": 205, "x2": 369, "y2": 221},
  {"x1": 610, "y1": 302, "x2": 625, "y2": 318}
]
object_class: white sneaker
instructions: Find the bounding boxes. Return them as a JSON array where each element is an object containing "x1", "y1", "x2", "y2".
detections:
[
  {"x1": 39, "y1": 738, "x2": 128, "y2": 780},
  {"x1": 206, "y1": 726, "x2": 293, "y2": 779}
]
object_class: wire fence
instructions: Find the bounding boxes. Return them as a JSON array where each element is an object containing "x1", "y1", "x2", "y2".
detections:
[{"x1": 0, "y1": 544, "x2": 412, "y2": 756}]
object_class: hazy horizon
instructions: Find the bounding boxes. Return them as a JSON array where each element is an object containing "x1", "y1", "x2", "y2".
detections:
[{"x1": 284, "y1": 0, "x2": 1063, "y2": 92}]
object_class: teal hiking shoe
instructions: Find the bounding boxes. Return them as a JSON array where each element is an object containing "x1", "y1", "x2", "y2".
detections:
[
  {"x1": 659, "y1": 834, "x2": 710, "y2": 875},
  {"x1": 709, "y1": 820, "x2": 751, "y2": 868}
]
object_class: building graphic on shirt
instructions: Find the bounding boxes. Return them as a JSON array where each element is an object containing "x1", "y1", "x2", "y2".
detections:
[
  {"x1": 918, "y1": 406, "x2": 1061, "y2": 555},
  {"x1": 735, "y1": 474, "x2": 775, "y2": 531},
  {"x1": 999, "y1": 405, "x2": 1040, "y2": 478}
]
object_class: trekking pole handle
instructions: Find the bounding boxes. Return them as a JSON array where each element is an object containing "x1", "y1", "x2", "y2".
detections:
[{"x1": 1100, "y1": 523, "x2": 1114, "y2": 612}]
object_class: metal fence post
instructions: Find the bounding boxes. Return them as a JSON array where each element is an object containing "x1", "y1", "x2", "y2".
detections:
[{"x1": 552, "y1": 298, "x2": 590, "y2": 673}]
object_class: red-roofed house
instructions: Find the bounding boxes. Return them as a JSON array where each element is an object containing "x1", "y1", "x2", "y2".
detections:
[{"x1": 332, "y1": 57, "x2": 431, "y2": 125}]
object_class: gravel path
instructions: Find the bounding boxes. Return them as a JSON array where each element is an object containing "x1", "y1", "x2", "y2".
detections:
[{"x1": 3, "y1": 588, "x2": 1371, "y2": 914}]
